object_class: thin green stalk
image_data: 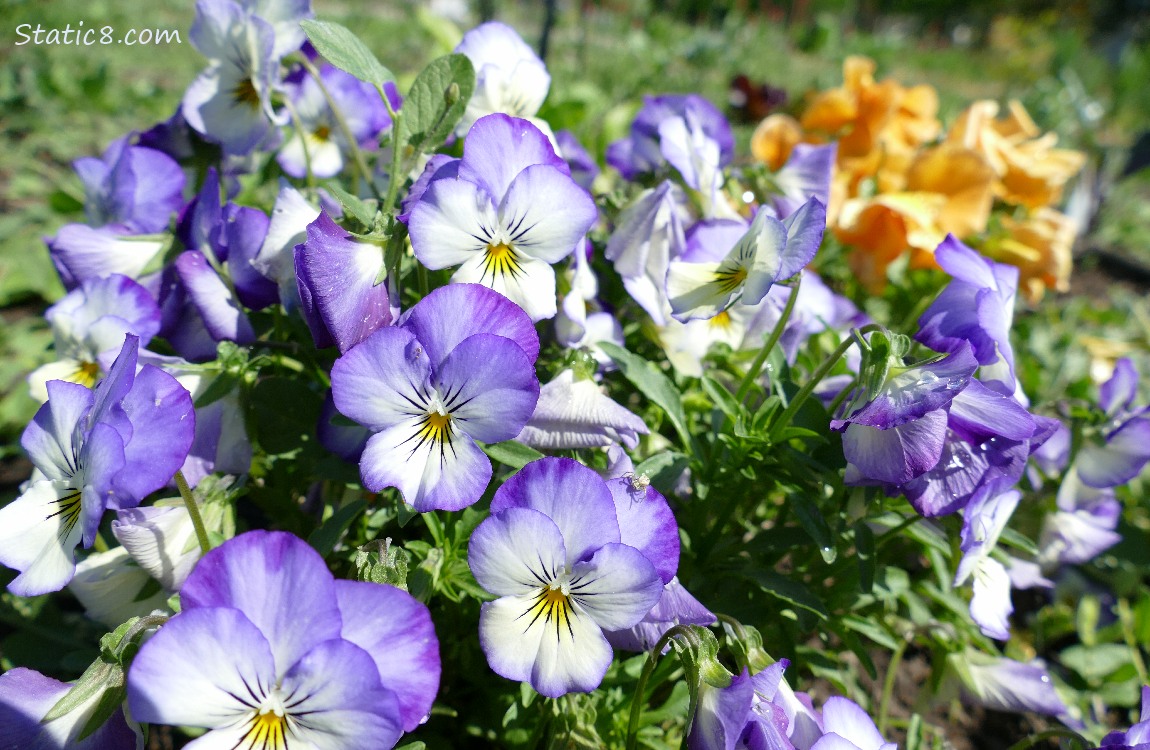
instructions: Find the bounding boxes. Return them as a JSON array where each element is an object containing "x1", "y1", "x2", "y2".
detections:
[
  {"x1": 379, "y1": 89, "x2": 406, "y2": 215},
  {"x1": 626, "y1": 626, "x2": 688, "y2": 750},
  {"x1": 769, "y1": 323, "x2": 882, "y2": 442},
  {"x1": 175, "y1": 470, "x2": 212, "y2": 555},
  {"x1": 877, "y1": 638, "x2": 906, "y2": 736},
  {"x1": 1118, "y1": 598, "x2": 1150, "y2": 684},
  {"x1": 735, "y1": 276, "x2": 802, "y2": 404},
  {"x1": 281, "y1": 96, "x2": 316, "y2": 192},
  {"x1": 299, "y1": 56, "x2": 378, "y2": 199}
]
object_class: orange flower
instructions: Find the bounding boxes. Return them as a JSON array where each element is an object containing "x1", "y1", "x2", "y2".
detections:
[
  {"x1": 989, "y1": 207, "x2": 1077, "y2": 303},
  {"x1": 750, "y1": 113, "x2": 802, "y2": 171},
  {"x1": 834, "y1": 192, "x2": 946, "y2": 291},
  {"x1": 905, "y1": 144, "x2": 996, "y2": 239}
]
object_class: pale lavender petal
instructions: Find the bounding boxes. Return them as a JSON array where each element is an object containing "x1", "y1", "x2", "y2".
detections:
[
  {"x1": 0, "y1": 667, "x2": 140, "y2": 750},
  {"x1": 335, "y1": 580, "x2": 440, "y2": 732},
  {"x1": 330, "y1": 327, "x2": 432, "y2": 433},
  {"x1": 399, "y1": 283, "x2": 540, "y2": 367},
  {"x1": 568, "y1": 542, "x2": 664, "y2": 631},
  {"x1": 276, "y1": 639, "x2": 403, "y2": 750},
  {"x1": 490, "y1": 457, "x2": 620, "y2": 567},
  {"x1": 469, "y1": 507, "x2": 568, "y2": 597},
  {"x1": 605, "y1": 577, "x2": 715, "y2": 652},
  {"x1": 837, "y1": 345, "x2": 976, "y2": 430},
  {"x1": 1100, "y1": 358, "x2": 1138, "y2": 417},
  {"x1": 947, "y1": 379, "x2": 1035, "y2": 443},
  {"x1": 433, "y1": 333, "x2": 540, "y2": 443},
  {"x1": 294, "y1": 212, "x2": 391, "y2": 353},
  {"x1": 407, "y1": 177, "x2": 497, "y2": 271},
  {"x1": 605, "y1": 476, "x2": 679, "y2": 583},
  {"x1": 1078, "y1": 417, "x2": 1150, "y2": 488},
  {"x1": 515, "y1": 370, "x2": 648, "y2": 451},
  {"x1": 398, "y1": 155, "x2": 459, "y2": 223},
  {"x1": 776, "y1": 196, "x2": 826, "y2": 281},
  {"x1": 820, "y1": 696, "x2": 887, "y2": 750},
  {"x1": 962, "y1": 658, "x2": 1067, "y2": 716},
  {"x1": 499, "y1": 164, "x2": 597, "y2": 264},
  {"x1": 970, "y1": 557, "x2": 1013, "y2": 640},
  {"x1": 458, "y1": 114, "x2": 567, "y2": 200},
  {"x1": 47, "y1": 225, "x2": 166, "y2": 290},
  {"x1": 179, "y1": 531, "x2": 343, "y2": 673},
  {"x1": 772, "y1": 143, "x2": 835, "y2": 219},
  {"x1": 955, "y1": 484, "x2": 1021, "y2": 585},
  {"x1": 128, "y1": 606, "x2": 277, "y2": 727},
  {"x1": 21, "y1": 380, "x2": 94, "y2": 480}
]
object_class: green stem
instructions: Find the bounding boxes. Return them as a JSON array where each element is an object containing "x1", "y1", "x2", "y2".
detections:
[
  {"x1": 175, "y1": 471, "x2": 212, "y2": 555},
  {"x1": 281, "y1": 96, "x2": 317, "y2": 192},
  {"x1": 379, "y1": 90, "x2": 406, "y2": 215},
  {"x1": 1118, "y1": 598, "x2": 1150, "y2": 684},
  {"x1": 735, "y1": 276, "x2": 802, "y2": 404},
  {"x1": 626, "y1": 627, "x2": 688, "y2": 750},
  {"x1": 877, "y1": 637, "x2": 906, "y2": 736},
  {"x1": 1005, "y1": 728, "x2": 1092, "y2": 750},
  {"x1": 769, "y1": 324, "x2": 882, "y2": 442},
  {"x1": 299, "y1": 56, "x2": 378, "y2": 199}
]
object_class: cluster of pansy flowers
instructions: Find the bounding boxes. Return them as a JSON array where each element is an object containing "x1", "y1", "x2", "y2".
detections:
[
  {"x1": 752, "y1": 55, "x2": 1086, "y2": 301},
  {"x1": 1, "y1": 2, "x2": 1146, "y2": 748}
]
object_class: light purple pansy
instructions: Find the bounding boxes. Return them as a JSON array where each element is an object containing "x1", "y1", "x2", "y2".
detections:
[
  {"x1": 453, "y1": 21, "x2": 551, "y2": 136},
  {"x1": 295, "y1": 211, "x2": 391, "y2": 352},
  {"x1": 73, "y1": 135, "x2": 185, "y2": 234},
  {"x1": 666, "y1": 196, "x2": 825, "y2": 322},
  {"x1": 0, "y1": 667, "x2": 142, "y2": 749},
  {"x1": 607, "y1": 94, "x2": 735, "y2": 183},
  {"x1": 769, "y1": 142, "x2": 837, "y2": 220},
  {"x1": 128, "y1": 530, "x2": 440, "y2": 747},
  {"x1": 835, "y1": 343, "x2": 978, "y2": 486},
  {"x1": 331, "y1": 284, "x2": 540, "y2": 512},
  {"x1": 916, "y1": 235, "x2": 1020, "y2": 397},
  {"x1": 27, "y1": 274, "x2": 161, "y2": 402},
  {"x1": 1038, "y1": 467, "x2": 1122, "y2": 567},
  {"x1": 955, "y1": 652, "x2": 1069, "y2": 718},
  {"x1": 1077, "y1": 358, "x2": 1150, "y2": 489},
  {"x1": 0, "y1": 336, "x2": 195, "y2": 596},
  {"x1": 46, "y1": 225, "x2": 167, "y2": 293},
  {"x1": 469, "y1": 458, "x2": 665, "y2": 697},
  {"x1": 407, "y1": 114, "x2": 598, "y2": 322},
  {"x1": 954, "y1": 480, "x2": 1020, "y2": 641},
  {"x1": 514, "y1": 369, "x2": 648, "y2": 451}
]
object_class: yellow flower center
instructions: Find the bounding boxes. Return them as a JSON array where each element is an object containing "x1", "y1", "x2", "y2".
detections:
[
  {"x1": 527, "y1": 583, "x2": 575, "y2": 638},
  {"x1": 312, "y1": 124, "x2": 331, "y2": 142},
  {"x1": 419, "y1": 410, "x2": 453, "y2": 445},
  {"x1": 239, "y1": 709, "x2": 288, "y2": 750},
  {"x1": 481, "y1": 243, "x2": 524, "y2": 282},
  {"x1": 72, "y1": 361, "x2": 101, "y2": 389},
  {"x1": 709, "y1": 310, "x2": 733, "y2": 330},
  {"x1": 231, "y1": 78, "x2": 261, "y2": 109}
]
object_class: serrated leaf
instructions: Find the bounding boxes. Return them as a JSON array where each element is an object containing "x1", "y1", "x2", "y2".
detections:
[
  {"x1": 398, "y1": 54, "x2": 475, "y2": 159},
  {"x1": 481, "y1": 440, "x2": 544, "y2": 470},
  {"x1": 600, "y1": 342, "x2": 690, "y2": 446},
  {"x1": 300, "y1": 20, "x2": 395, "y2": 89},
  {"x1": 308, "y1": 499, "x2": 367, "y2": 557}
]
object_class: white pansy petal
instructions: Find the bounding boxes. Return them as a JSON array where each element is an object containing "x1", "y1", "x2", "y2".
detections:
[
  {"x1": 666, "y1": 261, "x2": 731, "y2": 321},
  {"x1": 478, "y1": 594, "x2": 548, "y2": 687},
  {"x1": 69, "y1": 547, "x2": 169, "y2": 628},
  {"x1": 408, "y1": 179, "x2": 498, "y2": 270},
  {"x1": 112, "y1": 504, "x2": 201, "y2": 591},
  {"x1": 531, "y1": 602, "x2": 613, "y2": 698},
  {"x1": 970, "y1": 557, "x2": 1013, "y2": 641},
  {"x1": 330, "y1": 328, "x2": 433, "y2": 432},
  {"x1": 452, "y1": 251, "x2": 558, "y2": 322},
  {"x1": 0, "y1": 480, "x2": 84, "y2": 596}
]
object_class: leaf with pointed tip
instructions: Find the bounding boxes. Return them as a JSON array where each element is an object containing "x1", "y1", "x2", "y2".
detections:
[{"x1": 301, "y1": 20, "x2": 395, "y2": 88}]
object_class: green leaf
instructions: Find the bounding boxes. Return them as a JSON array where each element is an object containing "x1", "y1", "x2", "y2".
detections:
[
  {"x1": 193, "y1": 370, "x2": 239, "y2": 409},
  {"x1": 324, "y1": 181, "x2": 377, "y2": 229},
  {"x1": 355, "y1": 538, "x2": 411, "y2": 590},
  {"x1": 481, "y1": 440, "x2": 544, "y2": 470},
  {"x1": 700, "y1": 374, "x2": 743, "y2": 420},
  {"x1": 307, "y1": 500, "x2": 367, "y2": 557},
  {"x1": 600, "y1": 342, "x2": 690, "y2": 446},
  {"x1": 743, "y1": 569, "x2": 829, "y2": 619},
  {"x1": 634, "y1": 452, "x2": 690, "y2": 494},
  {"x1": 1060, "y1": 643, "x2": 1133, "y2": 682},
  {"x1": 788, "y1": 491, "x2": 836, "y2": 563},
  {"x1": 43, "y1": 656, "x2": 125, "y2": 743},
  {"x1": 854, "y1": 521, "x2": 875, "y2": 594},
  {"x1": 398, "y1": 54, "x2": 475, "y2": 159},
  {"x1": 300, "y1": 20, "x2": 395, "y2": 88}
]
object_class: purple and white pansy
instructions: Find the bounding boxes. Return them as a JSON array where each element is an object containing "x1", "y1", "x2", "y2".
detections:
[
  {"x1": 128, "y1": 530, "x2": 440, "y2": 749},
  {"x1": 468, "y1": 458, "x2": 671, "y2": 697},
  {"x1": 331, "y1": 284, "x2": 540, "y2": 511},
  {"x1": 407, "y1": 114, "x2": 598, "y2": 321}
]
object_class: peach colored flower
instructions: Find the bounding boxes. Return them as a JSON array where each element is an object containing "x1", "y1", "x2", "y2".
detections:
[{"x1": 989, "y1": 207, "x2": 1077, "y2": 303}]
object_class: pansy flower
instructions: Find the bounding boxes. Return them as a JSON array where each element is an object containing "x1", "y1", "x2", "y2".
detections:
[
  {"x1": 0, "y1": 336, "x2": 194, "y2": 596},
  {"x1": 454, "y1": 22, "x2": 552, "y2": 138},
  {"x1": 408, "y1": 114, "x2": 598, "y2": 321},
  {"x1": 331, "y1": 284, "x2": 540, "y2": 511},
  {"x1": 73, "y1": 135, "x2": 185, "y2": 234},
  {"x1": 468, "y1": 458, "x2": 665, "y2": 697},
  {"x1": 128, "y1": 530, "x2": 440, "y2": 748},
  {"x1": 0, "y1": 667, "x2": 141, "y2": 749}
]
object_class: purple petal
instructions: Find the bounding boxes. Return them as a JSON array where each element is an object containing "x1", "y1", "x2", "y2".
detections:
[
  {"x1": 962, "y1": 658, "x2": 1067, "y2": 716},
  {"x1": 114, "y1": 364, "x2": 195, "y2": 503},
  {"x1": 605, "y1": 477, "x2": 679, "y2": 583},
  {"x1": 842, "y1": 411, "x2": 948, "y2": 485},
  {"x1": 330, "y1": 328, "x2": 433, "y2": 433},
  {"x1": 820, "y1": 696, "x2": 888, "y2": 750},
  {"x1": 175, "y1": 251, "x2": 256, "y2": 344},
  {"x1": 433, "y1": 333, "x2": 540, "y2": 443},
  {"x1": 568, "y1": 542, "x2": 664, "y2": 631},
  {"x1": 399, "y1": 283, "x2": 540, "y2": 368},
  {"x1": 21, "y1": 380, "x2": 94, "y2": 480},
  {"x1": 1100, "y1": 358, "x2": 1138, "y2": 417},
  {"x1": 688, "y1": 670, "x2": 754, "y2": 750},
  {"x1": 399, "y1": 154, "x2": 459, "y2": 223},
  {"x1": 772, "y1": 143, "x2": 835, "y2": 219},
  {"x1": 0, "y1": 667, "x2": 140, "y2": 749},
  {"x1": 947, "y1": 379, "x2": 1035, "y2": 443},
  {"x1": 459, "y1": 114, "x2": 567, "y2": 200},
  {"x1": 605, "y1": 577, "x2": 715, "y2": 652},
  {"x1": 839, "y1": 345, "x2": 977, "y2": 430},
  {"x1": 1078, "y1": 417, "x2": 1150, "y2": 488},
  {"x1": 294, "y1": 212, "x2": 391, "y2": 352},
  {"x1": 335, "y1": 579, "x2": 441, "y2": 731},
  {"x1": 490, "y1": 457, "x2": 621, "y2": 567},
  {"x1": 499, "y1": 164, "x2": 598, "y2": 264},
  {"x1": 179, "y1": 530, "x2": 343, "y2": 673},
  {"x1": 224, "y1": 204, "x2": 278, "y2": 310},
  {"x1": 777, "y1": 196, "x2": 826, "y2": 281},
  {"x1": 47, "y1": 224, "x2": 166, "y2": 290}
]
